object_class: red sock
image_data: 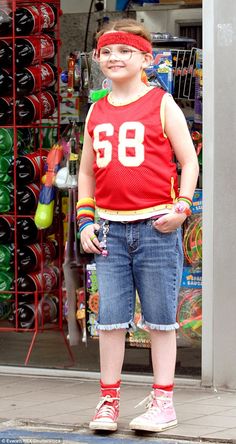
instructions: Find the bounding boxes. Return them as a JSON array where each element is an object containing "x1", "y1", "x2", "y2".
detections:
[
  {"x1": 152, "y1": 384, "x2": 174, "y2": 391},
  {"x1": 100, "y1": 380, "x2": 121, "y2": 398},
  {"x1": 100, "y1": 380, "x2": 121, "y2": 389}
]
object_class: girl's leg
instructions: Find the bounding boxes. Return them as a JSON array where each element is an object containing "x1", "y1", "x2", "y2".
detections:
[
  {"x1": 129, "y1": 329, "x2": 177, "y2": 432},
  {"x1": 129, "y1": 222, "x2": 182, "y2": 432},
  {"x1": 91, "y1": 221, "x2": 135, "y2": 432},
  {"x1": 99, "y1": 329, "x2": 127, "y2": 384},
  {"x1": 89, "y1": 329, "x2": 126, "y2": 432},
  {"x1": 150, "y1": 329, "x2": 176, "y2": 385}
]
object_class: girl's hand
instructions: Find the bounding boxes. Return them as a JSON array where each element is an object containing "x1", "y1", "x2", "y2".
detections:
[
  {"x1": 80, "y1": 223, "x2": 102, "y2": 254},
  {"x1": 153, "y1": 213, "x2": 186, "y2": 233}
]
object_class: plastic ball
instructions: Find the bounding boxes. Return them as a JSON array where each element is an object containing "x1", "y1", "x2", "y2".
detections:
[{"x1": 61, "y1": 70, "x2": 68, "y2": 84}]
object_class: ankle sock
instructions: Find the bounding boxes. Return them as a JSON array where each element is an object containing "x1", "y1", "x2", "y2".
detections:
[
  {"x1": 100, "y1": 380, "x2": 121, "y2": 398},
  {"x1": 100, "y1": 380, "x2": 121, "y2": 389},
  {"x1": 152, "y1": 384, "x2": 174, "y2": 392}
]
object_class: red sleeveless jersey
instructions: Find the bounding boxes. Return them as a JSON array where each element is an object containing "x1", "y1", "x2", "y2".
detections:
[{"x1": 87, "y1": 87, "x2": 178, "y2": 212}]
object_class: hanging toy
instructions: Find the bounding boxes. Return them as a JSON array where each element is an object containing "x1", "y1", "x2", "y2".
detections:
[
  {"x1": 61, "y1": 70, "x2": 68, "y2": 84},
  {"x1": 34, "y1": 144, "x2": 64, "y2": 229},
  {"x1": 183, "y1": 216, "x2": 202, "y2": 265},
  {"x1": 55, "y1": 121, "x2": 80, "y2": 189},
  {"x1": 89, "y1": 88, "x2": 110, "y2": 103},
  {"x1": 177, "y1": 289, "x2": 202, "y2": 345},
  {"x1": 76, "y1": 287, "x2": 86, "y2": 343},
  {"x1": 67, "y1": 53, "x2": 76, "y2": 97},
  {"x1": 34, "y1": 123, "x2": 73, "y2": 229},
  {"x1": 89, "y1": 77, "x2": 111, "y2": 103}
]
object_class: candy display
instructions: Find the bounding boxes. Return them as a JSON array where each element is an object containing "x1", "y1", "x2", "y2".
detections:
[
  {"x1": 15, "y1": 34, "x2": 56, "y2": 67},
  {"x1": 0, "y1": 0, "x2": 63, "y2": 364},
  {"x1": 12, "y1": 3, "x2": 58, "y2": 35}
]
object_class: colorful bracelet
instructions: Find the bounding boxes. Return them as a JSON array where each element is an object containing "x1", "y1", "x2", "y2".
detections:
[
  {"x1": 174, "y1": 201, "x2": 192, "y2": 217},
  {"x1": 76, "y1": 197, "x2": 95, "y2": 221},
  {"x1": 79, "y1": 218, "x2": 94, "y2": 233},
  {"x1": 178, "y1": 196, "x2": 193, "y2": 207},
  {"x1": 76, "y1": 197, "x2": 95, "y2": 234}
]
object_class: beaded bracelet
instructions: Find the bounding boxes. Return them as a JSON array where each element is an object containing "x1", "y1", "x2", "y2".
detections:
[
  {"x1": 175, "y1": 201, "x2": 192, "y2": 217},
  {"x1": 175, "y1": 195, "x2": 192, "y2": 217},
  {"x1": 178, "y1": 196, "x2": 193, "y2": 207}
]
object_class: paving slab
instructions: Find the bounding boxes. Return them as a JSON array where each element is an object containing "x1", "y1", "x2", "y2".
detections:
[{"x1": 0, "y1": 375, "x2": 236, "y2": 442}]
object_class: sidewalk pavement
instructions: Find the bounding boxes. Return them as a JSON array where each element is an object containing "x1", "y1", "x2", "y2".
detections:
[{"x1": 0, "y1": 374, "x2": 236, "y2": 443}]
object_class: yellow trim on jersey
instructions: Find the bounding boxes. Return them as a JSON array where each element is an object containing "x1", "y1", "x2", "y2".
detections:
[
  {"x1": 160, "y1": 93, "x2": 171, "y2": 139},
  {"x1": 171, "y1": 176, "x2": 176, "y2": 200},
  {"x1": 96, "y1": 204, "x2": 174, "y2": 216}
]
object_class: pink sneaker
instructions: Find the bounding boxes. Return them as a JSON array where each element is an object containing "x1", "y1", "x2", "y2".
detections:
[
  {"x1": 89, "y1": 386, "x2": 120, "y2": 431},
  {"x1": 129, "y1": 388, "x2": 177, "y2": 432}
]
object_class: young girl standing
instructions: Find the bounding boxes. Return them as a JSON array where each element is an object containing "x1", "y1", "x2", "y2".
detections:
[{"x1": 77, "y1": 19, "x2": 199, "y2": 433}]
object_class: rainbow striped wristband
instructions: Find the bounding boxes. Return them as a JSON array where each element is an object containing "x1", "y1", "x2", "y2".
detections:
[{"x1": 76, "y1": 197, "x2": 95, "y2": 221}]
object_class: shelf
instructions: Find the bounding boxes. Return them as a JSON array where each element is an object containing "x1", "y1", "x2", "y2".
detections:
[{"x1": 126, "y1": 2, "x2": 202, "y2": 11}]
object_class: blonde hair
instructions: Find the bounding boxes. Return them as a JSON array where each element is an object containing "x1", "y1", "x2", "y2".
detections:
[{"x1": 96, "y1": 19, "x2": 152, "y2": 44}]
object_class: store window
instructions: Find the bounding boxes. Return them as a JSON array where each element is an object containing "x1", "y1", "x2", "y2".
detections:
[{"x1": 179, "y1": 23, "x2": 202, "y2": 49}]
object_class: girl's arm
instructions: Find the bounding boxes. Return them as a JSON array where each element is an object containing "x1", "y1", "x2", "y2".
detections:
[
  {"x1": 154, "y1": 94, "x2": 199, "y2": 233},
  {"x1": 164, "y1": 94, "x2": 199, "y2": 200},
  {"x1": 78, "y1": 107, "x2": 101, "y2": 253},
  {"x1": 78, "y1": 106, "x2": 96, "y2": 200}
]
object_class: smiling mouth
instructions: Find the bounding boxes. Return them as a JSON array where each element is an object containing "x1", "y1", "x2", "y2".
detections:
[{"x1": 108, "y1": 65, "x2": 124, "y2": 69}]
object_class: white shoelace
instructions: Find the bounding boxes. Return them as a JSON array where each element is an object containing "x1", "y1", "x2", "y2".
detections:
[
  {"x1": 135, "y1": 391, "x2": 171, "y2": 411},
  {"x1": 95, "y1": 395, "x2": 119, "y2": 419}
]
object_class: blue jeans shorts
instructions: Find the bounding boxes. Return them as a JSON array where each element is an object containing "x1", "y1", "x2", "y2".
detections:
[{"x1": 95, "y1": 219, "x2": 183, "y2": 331}]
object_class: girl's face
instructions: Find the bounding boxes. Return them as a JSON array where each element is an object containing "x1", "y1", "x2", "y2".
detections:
[{"x1": 96, "y1": 43, "x2": 152, "y2": 83}]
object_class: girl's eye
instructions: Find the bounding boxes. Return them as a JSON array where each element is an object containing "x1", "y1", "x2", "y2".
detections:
[
  {"x1": 100, "y1": 49, "x2": 110, "y2": 55},
  {"x1": 120, "y1": 49, "x2": 130, "y2": 54}
]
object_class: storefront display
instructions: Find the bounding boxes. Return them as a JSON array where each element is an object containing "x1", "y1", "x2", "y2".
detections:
[
  {"x1": 0, "y1": 0, "x2": 74, "y2": 365},
  {"x1": 0, "y1": 0, "x2": 203, "y2": 378}
]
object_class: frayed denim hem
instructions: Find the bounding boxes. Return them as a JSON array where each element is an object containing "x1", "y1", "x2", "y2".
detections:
[
  {"x1": 95, "y1": 320, "x2": 136, "y2": 331},
  {"x1": 142, "y1": 320, "x2": 179, "y2": 331}
]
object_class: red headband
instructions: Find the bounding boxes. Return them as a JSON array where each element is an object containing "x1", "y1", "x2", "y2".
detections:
[{"x1": 97, "y1": 31, "x2": 152, "y2": 54}]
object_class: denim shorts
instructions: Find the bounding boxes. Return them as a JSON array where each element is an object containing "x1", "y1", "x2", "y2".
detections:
[{"x1": 95, "y1": 219, "x2": 183, "y2": 331}]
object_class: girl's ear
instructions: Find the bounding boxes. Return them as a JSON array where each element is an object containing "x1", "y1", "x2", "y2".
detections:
[{"x1": 142, "y1": 52, "x2": 153, "y2": 69}]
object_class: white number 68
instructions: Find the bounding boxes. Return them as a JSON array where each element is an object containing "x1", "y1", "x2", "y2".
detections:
[{"x1": 94, "y1": 122, "x2": 145, "y2": 168}]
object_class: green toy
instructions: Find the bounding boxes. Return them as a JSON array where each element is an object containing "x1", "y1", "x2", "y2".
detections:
[{"x1": 89, "y1": 89, "x2": 110, "y2": 103}]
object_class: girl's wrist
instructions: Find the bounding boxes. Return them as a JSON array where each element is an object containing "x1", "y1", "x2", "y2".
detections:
[
  {"x1": 76, "y1": 197, "x2": 96, "y2": 235},
  {"x1": 177, "y1": 195, "x2": 193, "y2": 207},
  {"x1": 79, "y1": 219, "x2": 94, "y2": 233},
  {"x1": 174, "y1": 198, "x2": 192, "y2": 217},
  {"x1": 76, "y1": 197, "x2": 95, "y2": 220}
]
